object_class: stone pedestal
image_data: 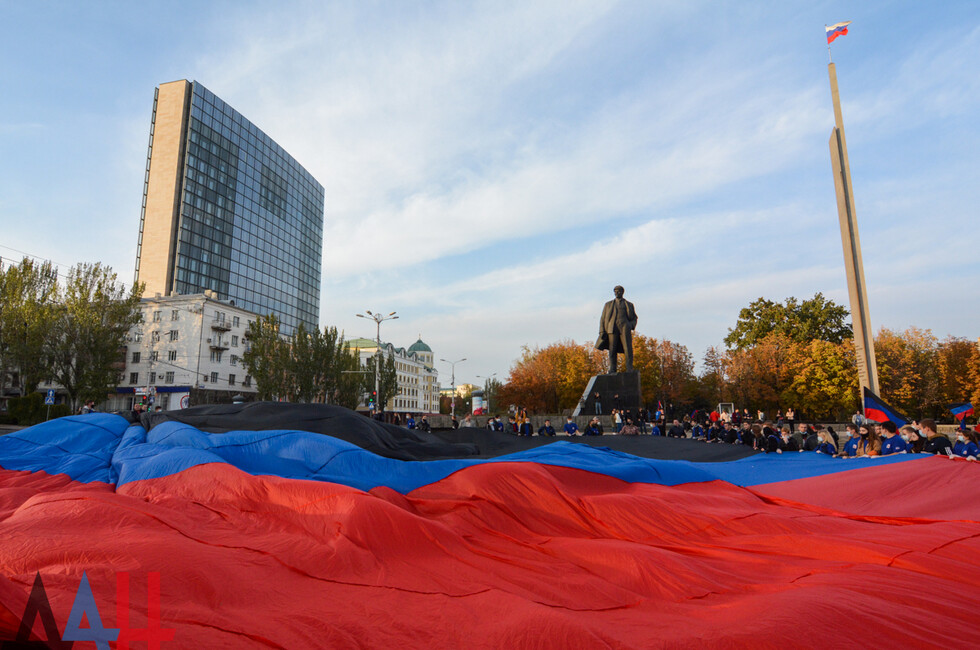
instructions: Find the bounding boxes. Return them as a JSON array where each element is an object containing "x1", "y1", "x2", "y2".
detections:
[{"x1": 573, "y1": 371, "x2": 642, "y2": 416}]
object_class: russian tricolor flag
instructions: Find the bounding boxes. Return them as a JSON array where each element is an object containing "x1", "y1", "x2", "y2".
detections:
[
  {"x1": 826, "y1": 21, "x2": 851, "y2": 44},
  {"x1": 863, "y1": 386, "x2": 910, "y2": 427}
]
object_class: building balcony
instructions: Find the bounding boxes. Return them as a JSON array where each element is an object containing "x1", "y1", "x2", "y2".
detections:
[
  {"x1": 209, "y1": 339, "x2": 230, "y2": 351},
  {"x1": 211, "y1": 318, "x2": 232, "y2": 331}
]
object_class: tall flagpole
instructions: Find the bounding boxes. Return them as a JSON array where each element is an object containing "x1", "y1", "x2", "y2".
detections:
[{"x1": 827, "y1": 38, "x2": 880, "y2": 398}]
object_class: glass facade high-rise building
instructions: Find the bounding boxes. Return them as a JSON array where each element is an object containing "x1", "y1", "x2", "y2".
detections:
[{"x1": 135, "y1": 80, "x2": 323, "y2": 334}]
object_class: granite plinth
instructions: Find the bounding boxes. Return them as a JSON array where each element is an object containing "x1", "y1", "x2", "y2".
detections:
[{"x1": 574, "y1": 371, "x2": 642, "y2": 416}]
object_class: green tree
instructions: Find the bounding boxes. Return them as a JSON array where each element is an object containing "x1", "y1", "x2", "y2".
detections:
[
  {"x1": 0, "y1": 258, "x2": 59, "y2": 396},
  {"x1": 724, "y1": 293, "x2": 852, "y2": 350},
  {"x1": 242, "y1": 314, "x2": 290, "y2": 400},
  {"x1": 483, "y1": 376, "x2": 503, "y2": 414},
  {"x1": 364, "y1": 351, "x2": 397, "y2": 411},
  {"x1": 49, "y1": 263, "x2": 143, "y2": 411}
]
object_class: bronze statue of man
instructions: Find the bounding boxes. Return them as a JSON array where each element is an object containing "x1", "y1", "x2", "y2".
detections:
[{"x1": 596, "y1": 285, "x2": 638, "y2": 373}]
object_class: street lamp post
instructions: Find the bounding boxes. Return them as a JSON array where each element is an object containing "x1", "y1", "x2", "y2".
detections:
[
  {"x1": 356, "y1": 310, "x2": 398, "y2": 416},
  {"x1": 476, "y1": 373, "x2": 497, "y2": 415},
  {"x1": 440, "y1": 357, "x2": 466, "y2": 417}
]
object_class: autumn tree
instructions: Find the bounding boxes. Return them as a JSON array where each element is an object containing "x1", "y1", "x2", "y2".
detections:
[
  {"x1": 499, "y1": 341, "x2": 605, "y2": 413},
  {"x1": 783, "y1": 339, "x2": 858, "y2": 420},
  {"x1": 632, "y1": 334, "x2": 695, "y2": 408},
  {"x1": 874, "y1": 327, "x2": 940, "y2": 418},
  {"x1": 724, "y1": 293, "x2": 851, "y2": 350},
  {"x1": 936, "y1": 337, "x2": 978, "y2": 418}
]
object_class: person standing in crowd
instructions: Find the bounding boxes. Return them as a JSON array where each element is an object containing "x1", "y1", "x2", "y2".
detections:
[
  {"x1": 406, "y1": 414, "x2": 417, "y2": 429},
  {"x1": 593, "y1": 392, "x2": 602, "y2": 415},
  {"x1": 791, "y1": 423, "x2": 807, "y2": 449},
  {"x1": 879, "y1": 422, "x2": 907, "y2": 455},
  {"x1": 785, "y1": 407, "x2": 795, "y2": 429},
  {"x1": 538, "y1": 420, "x2": 556, "y2": 437},
  {"x1": 952, "y1": 428, "x2": 979, "y2": 459},
  {"x1": 621, "y1": 418, "x2": 640, "y2": 435},
  {"x1": 842, "y1": 424, "x2": 861, "y2": 457},
  {"x1": 417, "y1": 416, "x2": 431, "y2": 432},
  {"x1": 757, "y1": 409, "x2": 765, "y2": 422},
  {"x1": 920, "y1": 419, "x2": 952, "y2": 455},
  {"x1": 825, "y1": 425, "x2": 840, "y2": 446},
  {"x1": 392, "y1": 413, "x2": 402, "y2": 427},
  {"x1": 691, "y1": 421, "x2": 705, "y2": 440},
  {"x1": 776, "y1": 427, "x2": 800, "y2": 453},
  {"x1": 814, "y1": 429, "x2": 837, "y2": 455},
  {"x1": 853, "y1": 424, "x2": 880, "y2": 457},
  {"x1": 519, "y1": 418, "x2": 533, "y2": 437},
  {"x1": 585, "y1": 417, "x2": 604, "y2": 436},
  {"x1": 451, "y1": 414, "x2": 459, "y2": 429},
  {"x1": 763, "y1": 426, "x2": 781, "y2": 453},
  {"x1": 803, "y1": 425, "x2": 821, "y2": 451},
  {"x1": 900, "y1": 425, "x2": 924, "y2": 453},
  {"x1": 461, "y1": 414, "x2": 475, "y2": 427},
  {"x1": 613, "y1": 409, "x2": 623, "y2": 433},
  {"x1": 852, "y1": 410, "x2": 865, "y2": 426},
  {"x1": 563, "y1": 417, "x2": 581, "y2": 436}
]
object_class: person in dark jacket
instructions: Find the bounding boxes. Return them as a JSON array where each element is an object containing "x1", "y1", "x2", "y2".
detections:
[
  {"x1": 537, "y1": 420, "x2": 556, "y2": 437},
  {"x1": 777, "y1": 429, "x2": 800, "y2": 453},
  {"x1": 417, "y1": 416, "x2": 431, "y2": 432},
  {"x1": 584, "y1": 418, "x2": 603, "y2": 436},
  {"x1": 667, "y1": 420, "x2": 686, "y2": 438},
  {"x1": 764, "y1": 426, "x2": 781, "y2": 453},
  {"x1": 920, "y1": 419, "x2": 952, "y2": 455}
]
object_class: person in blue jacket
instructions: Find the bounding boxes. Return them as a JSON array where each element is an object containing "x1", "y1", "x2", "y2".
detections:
[
  {"x1": 814, "y1": 429, "x2": 837, "y2": 456},
  {"x1": 406, "y1": 414, "x2": 416, "y2": 429},
  {"x1": 842, "y1": 424, "x2": 861, "y2": 457},
  {"x1": 563, "y1": 417, "x2": 581, "y2": 436},
  {"x1": 537, "y1": 420, "x2": 557, "y2": 437},
  {"x1": 952, "y1": 428, "x2": 980, "y2": 459},
  {"x1": 879, "y1": 421, "x2": 907, "y2": 455}
]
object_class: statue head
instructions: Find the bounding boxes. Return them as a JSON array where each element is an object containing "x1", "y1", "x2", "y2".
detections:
[{"x1": 613, "y1": 285, "x2": 624, "y2": 299}]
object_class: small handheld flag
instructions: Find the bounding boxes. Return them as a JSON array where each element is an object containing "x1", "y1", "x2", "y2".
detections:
[
  {"x1": 863, "y1": 387, "x2": 910, "y2": 427},
  {"x1": 950, "y1": 403, "x2": 974, "y2": 421},
  {"x1": 826, "y1": 21, "x2": 851, "y2": 44}
]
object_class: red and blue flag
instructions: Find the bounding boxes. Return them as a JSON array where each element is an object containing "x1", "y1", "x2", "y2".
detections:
[
  {"x1": 1, "y1": 409, "x2": 978, "y2": 647},
  {"x1": 863, "y1": 386, "x2": 910, "y2": 427},
  {"x1": 951, "y1": 402, "x2": 974, "y2": 421}
]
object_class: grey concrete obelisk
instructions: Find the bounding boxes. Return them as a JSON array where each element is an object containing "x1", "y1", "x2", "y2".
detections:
[{"x1": 828, "y1": 62, "x2": 880, "y2": 395}]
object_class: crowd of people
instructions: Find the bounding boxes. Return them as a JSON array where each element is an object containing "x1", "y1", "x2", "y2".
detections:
[
  {"x1": 430, "y1": 406, "x2": 978, "y2": 462},
  {"x1": 686, "y1": 417, "x2": 977, "y2": 460}
]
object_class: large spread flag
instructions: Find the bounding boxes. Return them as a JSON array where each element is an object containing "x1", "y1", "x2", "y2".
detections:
[
  {"x1": 1, "y1": 408, "x2": 978, "y2": 647},
  {"x1": 863, "y1": 386, "x2": 910, "y2": 427},
  {"x1": 826, "y1": 21, "x2": 851, "y2": 43},
  {"x1": 951, "y1": 402, "x2": 975, "y2": 421}
]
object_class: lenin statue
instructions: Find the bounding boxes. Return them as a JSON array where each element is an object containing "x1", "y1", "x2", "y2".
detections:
[{"x1": 596, "y1": 285, "x2": 638, "y2": 373}]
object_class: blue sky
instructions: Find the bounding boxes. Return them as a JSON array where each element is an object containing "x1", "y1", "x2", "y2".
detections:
[{"x1": 2, "y1": 1, "x2": 978, "y2": 386}]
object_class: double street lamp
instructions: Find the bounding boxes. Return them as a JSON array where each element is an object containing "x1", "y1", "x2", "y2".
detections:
[
  {"x1": 356, "y1": 310, "x2": 398, "y2": 414},
  {"x1": 440, "y1": 357, "x2": 466, "y2": 417},
  {"x1": 476, "y1": 373, "x2": 497, "y2": 415}
]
